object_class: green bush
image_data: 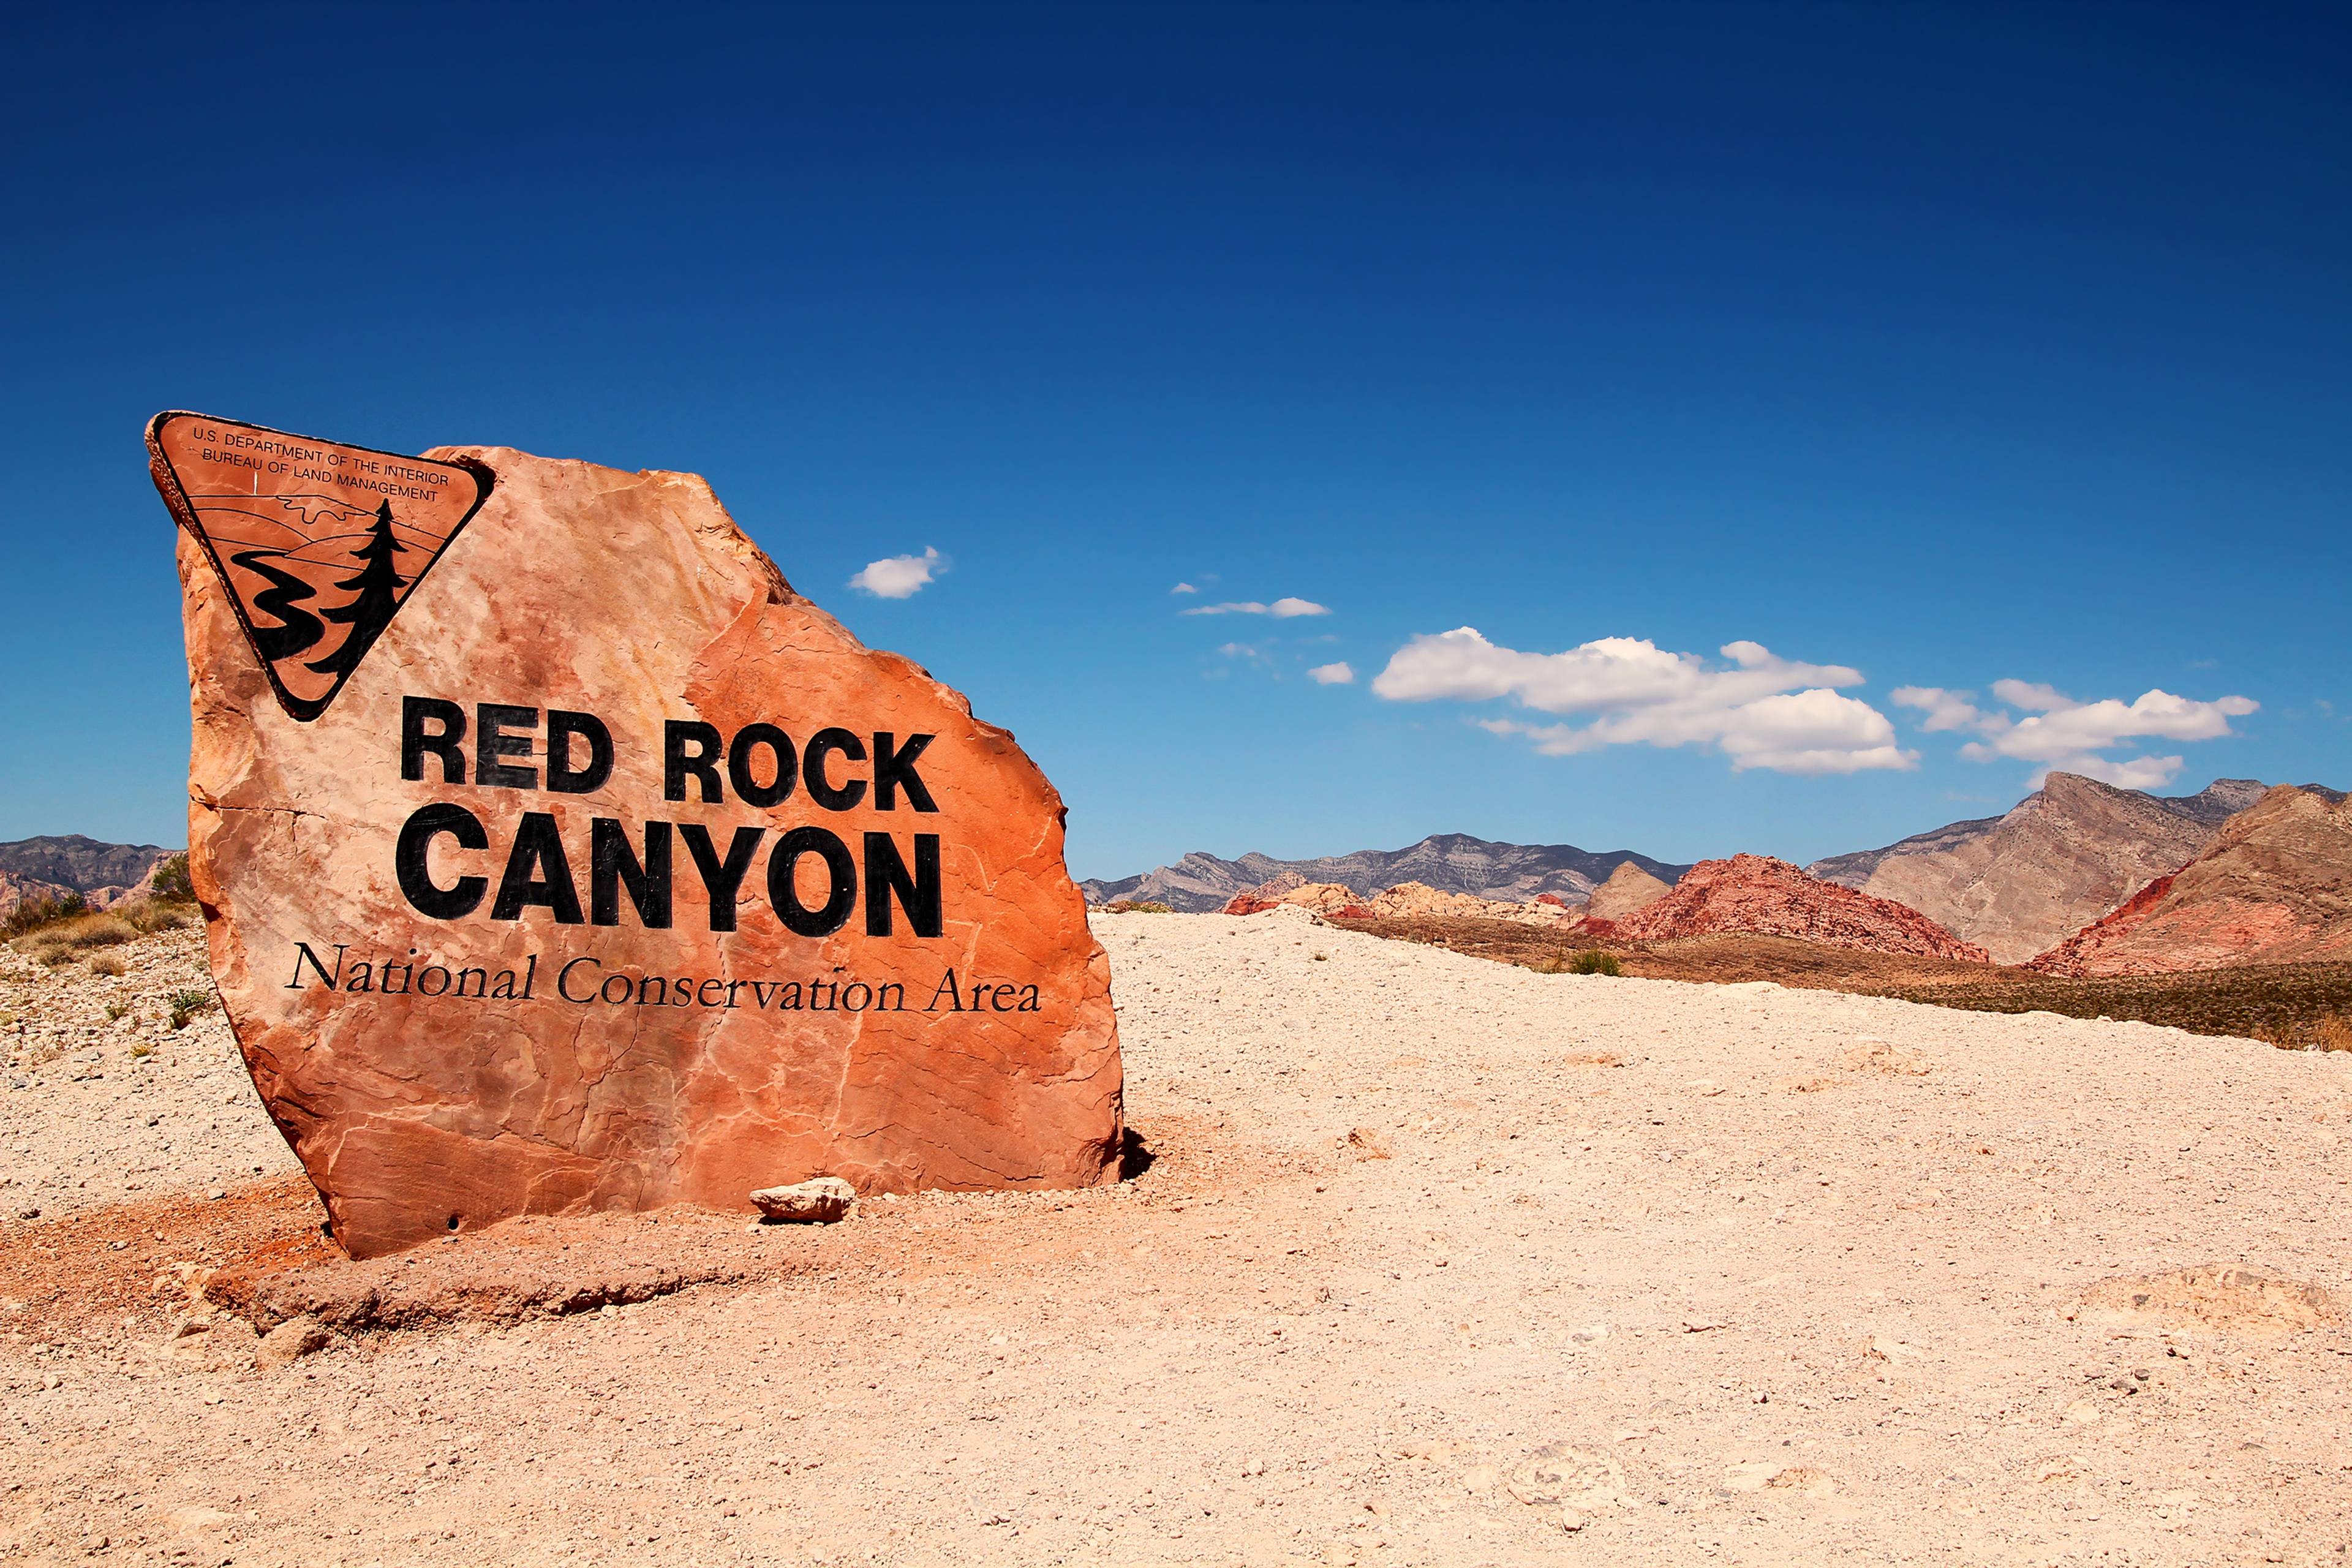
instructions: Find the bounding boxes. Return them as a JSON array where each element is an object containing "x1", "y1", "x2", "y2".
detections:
[
  {"x1": 1570, "y1": 949, "x2": 1622, "y2": 977},
  {"x1": 149, "y1": 851, "x2": 195, "y2": 905},
  {"x1": 168, "y1": 989, "x2": 216, "y2": 1030}
]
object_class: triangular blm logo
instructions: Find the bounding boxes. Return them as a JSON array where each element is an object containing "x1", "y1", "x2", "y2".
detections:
[{"x1": 147, "y1": 413, "x2": 494, "y2": 722}]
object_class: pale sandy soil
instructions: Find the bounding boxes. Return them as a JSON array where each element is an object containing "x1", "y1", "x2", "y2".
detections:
[{"x1": 4, "y1": 908, "x2": 2350, "y2": 1567}]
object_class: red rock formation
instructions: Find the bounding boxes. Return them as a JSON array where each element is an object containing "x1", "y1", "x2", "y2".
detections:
[
  {"x1": 1534, "y1": 892, "x2": 1567, "y2": 908},
  {"x1": 2028, "y1": 873, "x2": 2177, "y2": 976},
  {"x1": 1223, "y1": 880, "x2": 1372, "y2": 918},
  {"x1": 1806, "y1": 772, "x2": 2257, "y2": 963},
  {"x1": 1610, "y1": 854, "x2": 1988, "y2": 962},
  {"x1": 2029, "y1": 786, "x2": 2352, "y2": 976},
  {"x1": 155, "y1": 418, "x2": 1123, "y2": 1258}
]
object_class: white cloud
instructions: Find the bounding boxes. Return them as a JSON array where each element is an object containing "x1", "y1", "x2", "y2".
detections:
[
  {"x1": 1988, "y1": 679, "x2": 2073, "y2": 714},
  {"x1": 1308, "y1": 661, "x2": 1355, "y2": 685},
  {"x1": 848, "y1": 546, "x2": 946, "y2": 599},
  {"x1": 1171, "y1": 581, "x2": 1197, "y2": 595},
  {"x1": 1896, "y1": 680, "x2": 2256, "y2": 787},
  {"x1": 1182, "y1": 597, "x2": 1332, "y2": 619},
  {"x1": 1374, "y1": 628, "x2": 1913, "y2": 775},
  {"x1": 1888, "y1": 686, "x2": 1989, "y2": 733}
]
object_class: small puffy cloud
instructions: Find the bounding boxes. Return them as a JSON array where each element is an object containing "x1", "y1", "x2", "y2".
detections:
[
  {"x1": 1308, "y1": 661, "x2": 1355, "y2": 685},
  {"x1": 1989, "y1": 679, "x2": 2073, "y2": 714},
  {"x1": 1376, "y1": 628, "x2": 1912, "y2": 775},
  {"x1": 1182, "y1": 597, "x2": 1332, "y2": 619},
  {"x1": 1889, "y1": 686, "x2": 1989, "y2": 733},
  {"x1": 1171, "y1": 581, "x2": 1197, "y2": 595},
  {"x1": 1897, "y1": 680, "x2": 2256, "y2": 787},
  {"x1": 848, "y1": 546, "x2": 946, "y2": 600}
]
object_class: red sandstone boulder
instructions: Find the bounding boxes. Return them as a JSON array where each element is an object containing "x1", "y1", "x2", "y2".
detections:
[
  {"x1": 151, "y1": 413, "x2": 1123, "y2": 1258},
  {"x1": 1610, "y1": 854, "x2": 1988, "y2": 961}
]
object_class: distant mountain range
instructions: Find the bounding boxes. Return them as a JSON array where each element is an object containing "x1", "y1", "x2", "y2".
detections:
[
  {"x1": 0, "y1": 834, "x2": 172, "y2": 891},
  {"x1": 2034, "y1": 785, "x2": 2352, "y2": 976},
  {"x1": 1077, "y1": 832, "x2": 1692, "y2": 913},
  {"x1": 0, "y1": 834, "x2": 175, "y2": 918},
  {"x1": 1803, "y1": 776, "x2": 2269, "y2": 964}
]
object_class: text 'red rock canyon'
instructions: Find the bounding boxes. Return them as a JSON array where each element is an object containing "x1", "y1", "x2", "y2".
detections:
[{"x1": 149, "y1": 413, "x2": 1123, "y2": 1257}]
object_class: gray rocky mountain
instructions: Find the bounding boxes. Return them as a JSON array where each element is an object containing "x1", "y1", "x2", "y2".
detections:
[
  {"x1": 0, "y1": 835, "x2": 172, "y2": 894},
  {"x1": 1805, "y1": 775, "x2": 2276, "y2": 964},
  {"x1": 1079, "y1": 832, "x2": 1691, "y2": 913}
]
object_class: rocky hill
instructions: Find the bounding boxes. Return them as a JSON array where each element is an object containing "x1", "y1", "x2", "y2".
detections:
[
  {"x1": 1601, "y1": 853, "x2": 1989, "y2": 961},
  {"x1": 1080, "y1": 832, "x2": 1689, "y2": 913},
  {"x1": 2032, "y1": 786, "x2": 2352, "y2": 976},
  {"x1": 1581, "y1": 861, "x2": 1673, "y2": 921},
  {"x1": 1805, "y1": 775, "x2": 2268, "y2": 963}
]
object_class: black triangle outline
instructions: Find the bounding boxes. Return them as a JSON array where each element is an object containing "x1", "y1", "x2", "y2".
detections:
[{"x1": 146, "y1": 412, "x2": 496, "y2": 723}]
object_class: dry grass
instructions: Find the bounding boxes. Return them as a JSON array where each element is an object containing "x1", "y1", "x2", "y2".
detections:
[
  {"x1": 85, "y1": 953, "x2": 127, "y2": 978},
  {"x1": 1333, "y1": 915, "x2": 2352, "y2": 1046},
  {"x1": 13, "y1": 912, "x2": 138, "y2": 970},
  {"x1": 120, "y1": 902, "x2": 192, "y2": 936}
]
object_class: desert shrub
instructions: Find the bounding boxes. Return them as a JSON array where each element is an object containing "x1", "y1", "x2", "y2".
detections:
[
  {"x1": 1107, "y1": 900, "x2": 1173, "y2": 914},
  {"x1": 86, "y1": 953, "x2": 126, "y2": 978},
  {"x1": 1570, "y1": 949, "x2": 1623, "y2": 977},
  {"x1": 1528, "y1": 954, "x2": 1570, "y2": 974},
  {"x1": 2309, "y1": 1014, "x2": 2352, "y2": 1052},
  {"x1": 3, "y1": 892, "x2": 86, "y2": 939},
  {"x1": 104, "y1": 1002, "x2": 130, "y2": 1022},
  {"x1": 167, "y1": 989, "x2": 216, "y2": 1030},
  {"x1": 121, "y1": 901, "x2": 192, "y2": 935},
  {"x1": 149, "y1": 851, "x2": 195, "y2": 905},
  {"x1": 24, "y1": 913, "x2": 134, "y2": 952}
]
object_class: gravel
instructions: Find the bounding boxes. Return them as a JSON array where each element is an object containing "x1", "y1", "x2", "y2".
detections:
[{"x1": 1, "y1": 906, "x2": 2347, "y2": 1565}]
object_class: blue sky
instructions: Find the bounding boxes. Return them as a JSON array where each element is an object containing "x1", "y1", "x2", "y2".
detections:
[{"x1": 3, "y1": 2, "x2": 2345, "y2": 878}]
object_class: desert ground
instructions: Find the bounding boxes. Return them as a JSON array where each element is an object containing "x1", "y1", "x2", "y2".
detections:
[{"x1": 4, "y1": 908, "x2": 2350, "y2": 1567}]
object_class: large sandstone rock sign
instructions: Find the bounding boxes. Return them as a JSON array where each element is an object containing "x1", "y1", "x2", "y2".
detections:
[{"x1": 148, "y1": 413, "x2": 1123, "y2": 1257}]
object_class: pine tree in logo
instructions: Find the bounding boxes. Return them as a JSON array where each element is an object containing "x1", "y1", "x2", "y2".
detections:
[{"x1": 306, "y1": 499, "x2": 410, "y2": 680}]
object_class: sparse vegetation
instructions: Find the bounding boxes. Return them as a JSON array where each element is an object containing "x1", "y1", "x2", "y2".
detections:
[
  {"x1": 1570, "y1": 949, "x2": 1623, "y2": 976},
  {"x1": 86, "y1": 953, "x2": 126, "y2": 978},
  {"x1": 13, "y1": 911, "x2": 138, "y2": 970},
  {"x1": 167, "y1": 989, "x2": 216, "y2": 1030},
  {"x1": 1336, "y1": 915, "x2": 2352, "y2": 1046},
  {"x1": 1105, "y1": 900, "x2": 1174, "y2": 914},
  {"x1": 2258, "y1": 1011, "x2": 2352, "y2": 1052},
  {"x1": 104, "y1": 1002, "x2": 130, "y2": 1022},
  {"x1": 121, "y1": 901, "x2": 192, "y2": 935},
  {"x1": 148, "y1": 851, "x2": 195, "y2": 905},
  {"x1": 2, "y1": 891, "x2": 86, "y2": 940}
]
